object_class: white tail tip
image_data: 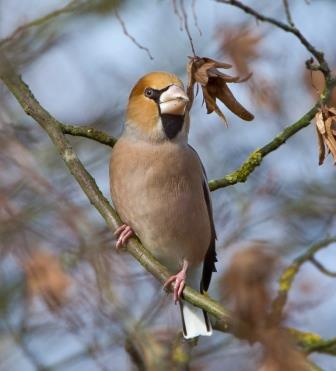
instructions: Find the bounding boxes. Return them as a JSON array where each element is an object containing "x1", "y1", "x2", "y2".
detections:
[{"x1": 180, "y1": 301, "x2": 212, "y2": 339}]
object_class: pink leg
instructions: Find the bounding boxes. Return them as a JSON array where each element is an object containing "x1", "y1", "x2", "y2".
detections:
[
  {"x1": 163, "y1": 260, "x2": 188, "y2": 304},
  {"x1": 114, "y1": 224, "x2": 134, "y2": 249}
]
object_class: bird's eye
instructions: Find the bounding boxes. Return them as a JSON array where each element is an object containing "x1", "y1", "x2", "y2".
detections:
[{"x1": 144, "y1": 88, "x2": 154, "y2": 98}]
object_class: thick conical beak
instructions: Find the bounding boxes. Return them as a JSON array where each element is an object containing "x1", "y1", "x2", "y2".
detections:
[{"x1": 159, "y1": 85, "x2": 189, "y2": 115}]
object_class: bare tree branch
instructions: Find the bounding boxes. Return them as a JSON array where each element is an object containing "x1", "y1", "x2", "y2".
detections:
[
  {"x1": 282, "y1": 0, "x2": 295, "y2": 27},
  {"x1": 309, "y1": 256, "x2": 336, "y2": 278},
  {"x1": 115, "y1": 9, "x2": 154, "y2": 60},
  {"x1": 271, "y1": 237, "x2": 336, "y2": 324},
  {"x1": 208, "y1": 102, "x2": 320, "y2": 191},
  {"x1": 216, "y1": 0, "x2": 330, "y2": 77},
  {"x1": 0, "y1": 0, "x2": 80, "y2": 48}
]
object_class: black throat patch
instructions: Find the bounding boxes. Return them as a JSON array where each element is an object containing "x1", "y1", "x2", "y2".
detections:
[{"x1": 161, "y1": 114, "x2": 184, "y2": 139}]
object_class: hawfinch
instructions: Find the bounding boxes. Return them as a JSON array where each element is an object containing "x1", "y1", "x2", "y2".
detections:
[{"x1": 110, "y1": 72, "x2": 216, "y2": 338}]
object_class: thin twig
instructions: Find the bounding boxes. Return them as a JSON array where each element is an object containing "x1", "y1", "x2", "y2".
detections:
[
  {"x1": 216, "y1": 0, "x2": 330, "y2": 77},
  {"x1": 192, "y1": 0, "x2": 202, "y2": 35},
  {"x1": 309, "y1": 256, "x2": 336, "y2": 277},
  {"x1": 282, "y1": 0, "x2": 295, "y2": 27},
  {"x1": 0, "y1": 0, "x2": 80, "y2": 48},
  {"x1": 180, "y1": 0, "x2": 197, "y2": 56},
  {"x1": 115, "y1": 9, "x2": 153, "y2": 60},
  {"x1": 172, "y1": 0, "x2": 184, "y2": 30}
]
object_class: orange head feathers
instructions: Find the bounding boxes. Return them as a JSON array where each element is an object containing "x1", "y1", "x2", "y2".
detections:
[{"x1": 125, "y1": 72, "x2": 189, "y2": 142}]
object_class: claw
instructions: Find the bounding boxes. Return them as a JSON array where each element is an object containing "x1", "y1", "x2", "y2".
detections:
[
  {"x1": 163, "y1": 260, "x2": 188, "y2": 304},
  {"x1": 114, "y1": 224, "x2": 134, "y2": 249}
]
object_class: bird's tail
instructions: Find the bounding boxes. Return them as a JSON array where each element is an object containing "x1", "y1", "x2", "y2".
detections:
[{"x1": 179, "y1": 300, "x2": 212, "y2": 339}]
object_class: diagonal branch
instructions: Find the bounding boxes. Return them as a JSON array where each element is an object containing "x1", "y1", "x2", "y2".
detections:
[
  {"x1": 208, "y1": 103, "x2": 319, "y2": 191},
  {"x1": 216, "y1": 0, "x2": 330, "y2": 77}
]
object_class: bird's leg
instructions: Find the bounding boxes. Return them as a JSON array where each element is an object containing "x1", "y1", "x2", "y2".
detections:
[
  {"x1": 114, "y1": 224, "x2": 134, "y2": 249},
  {"x1": 163, "y1": 260, "x2": 189, "y2": 304}
]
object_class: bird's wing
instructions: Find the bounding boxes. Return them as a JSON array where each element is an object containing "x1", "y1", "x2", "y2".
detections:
[{"x1": 188, "y1": 145, "x2": 217, "y2": 292}]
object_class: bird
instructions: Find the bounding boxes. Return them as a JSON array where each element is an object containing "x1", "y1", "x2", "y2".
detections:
[{"x1": 109, "y1": 71, "x2": 217, "y2": 339}]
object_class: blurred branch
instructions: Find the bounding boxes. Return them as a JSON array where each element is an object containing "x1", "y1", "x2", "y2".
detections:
[
  {"x1": 0, "y1": 0, "x2": 80, "y2": 48},
  {"x1": 216, "y1": 0, "x2": 330, "y2": 77},
  {"x1": 292, "y1": 328, "x2": 336, "y2": 356},
  {"x1": 271, "y1": 237, "x2": 336, "y2": 324},
  {"x1": 60, "y1": 123, "x2": 117, "y2": 147}
]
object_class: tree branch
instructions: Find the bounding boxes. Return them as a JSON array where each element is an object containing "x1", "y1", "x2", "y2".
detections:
[
  {"x1": 282, "y1": 0, "x2": 295, "y2": 27},
  {"x1": 208, "y1": 103, "x2": 319, "y2": 191},
  {"x1": 216, "y1": 0, "x2": 330, "y2": 77},
  {"x1": 309, "y1": 256, "x2": 336, "y2": 278},
  {"x1": 60, "y1": 123, "x2": 117, "y2": 147},
  {"x1": 271, "y1": 237, "x2": 336, "y2": 324},
  {"x1": 0, "y1": 55, "x2": 231, "y2": 328},
  {"x1": 2, "y1": 56, "x2": 336, "y2": 356},
  {"x1": 0, "y1": 0, "x2": 80, "y2": 48}
]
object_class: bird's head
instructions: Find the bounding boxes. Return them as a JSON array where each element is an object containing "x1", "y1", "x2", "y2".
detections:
[{"x1": 125, "y1": 71, "x2": 189, "y2": 142}]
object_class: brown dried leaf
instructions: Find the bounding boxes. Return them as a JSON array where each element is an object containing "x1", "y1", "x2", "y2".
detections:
[
  {"x1": 218, "y1": 26, "x2": 262, "y2": 76},
  {"x1": 24, "y1": 250, "x2": 71, "y2": 310},
  {"x1": 187, "y1": 56, "x2": 254, "y2": 124},
  {"x1": 220, "y1": 245, "x2": 277, "y2": 325},
  {"x1": 316, "y1": 126, "x2": 325, "y2": 165},
  {"x1": 212, "y1": 78, "x2": 254, "y2": 121},
  {"x1": 315, "y1": 106, "x2": 336, "y2": 165},
  {"x1": 304, "y1": 70, "x2": 336, "y2": 106},
  {"x1": 249, "y1": 78, "x2": 282, "y2": 114}
]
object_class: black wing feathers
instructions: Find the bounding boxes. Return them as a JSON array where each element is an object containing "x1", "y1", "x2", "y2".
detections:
[
  {"x1": 200, "y1": 179, "x2": 217, "y2": 292},
  {"x1": 188, "y1": 145, "x2": 217, "y2": 293}
]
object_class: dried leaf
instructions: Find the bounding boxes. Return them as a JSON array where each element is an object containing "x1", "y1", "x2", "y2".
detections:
[
  {"x1": 304, "y1": 70, "x2": 336, "y2": 106},
  {"x1": 315, "y1": 106, "x2": 336, "y2": 165},
  {"x1": 249, "y1": 78, "x2": 282, "y2": 113},
  {"x1": 218, "y1": 26, "x2": 262, "y2": 76},
  {"x1": 316, "y1": 125, "x2": 325, "y2": 165},
  {"x1": 220, "y1": 245, "x2": 277, "y2": 325},
  {"x1": 187, "y1": 56, "x2": 254, "y2": 124},
  {"x1": 24, "y1": 250, "x2": 71, "y2": 310}
]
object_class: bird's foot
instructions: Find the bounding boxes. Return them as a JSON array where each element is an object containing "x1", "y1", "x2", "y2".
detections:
[
  {"x1": 164, "y1": 261, "x2": 188, "y2": 304},
  {"x1": 114, "y1": 224, "x2": 134, "y2": 249}
]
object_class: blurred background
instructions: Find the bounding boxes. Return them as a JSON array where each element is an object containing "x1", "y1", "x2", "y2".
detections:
[{"x1": 1, "y1": 0, "x2": 336, "y2": 370}]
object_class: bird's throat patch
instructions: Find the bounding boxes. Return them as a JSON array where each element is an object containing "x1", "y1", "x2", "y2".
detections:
[{"x1": 161, "y1": 114, "x2": 184, "y2": 139}]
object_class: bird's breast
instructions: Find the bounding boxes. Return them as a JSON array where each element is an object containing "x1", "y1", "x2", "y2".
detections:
[{"x1": 110, "y1": 137, "x2": 211, "y2": 272}]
